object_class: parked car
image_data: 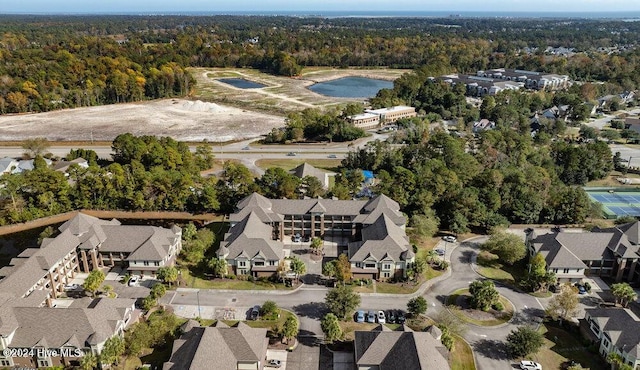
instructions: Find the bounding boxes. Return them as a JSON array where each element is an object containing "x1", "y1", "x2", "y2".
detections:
[
  {"x1": 302, "y1": 235, "x2": 311, "y2": 242},
  {"x1": 395, "y1": 310, "x2": 406, "y2": 324},
  {"x1": 377, "y1": 311, "x2": 386, "y2": 324},
  {"x1": 242, "y1": 146, "x2": 250, "y2": 150},
  {"x1": 435, "y1": 248, "x2": 445, "y2": 256},
  {"x1": 328, "y1": 154, "x2": 337, "y2": 158},
  {"x1": 64, "y1": 283, "x2": 80, "y2": 291},
  {"x1": 442, "y1": 235, "x2": 457, "y2": 243},
  {"x1": 519, "y1": 360, "x2": 542, "y2": 370},
  {"x1": 292, "y1": 233, "x2": 301, "y2": 242},
  {"x1": 577, "y1": 284, "x2": 587, "y2": 294},
  {"x1": 128, "y1": 275, "x2": 140, "y2": 287},
  {"x1": 367, "y1": 311, "x2": 376, "y2": 323},
  {"x1": 387, "y1": 310, "x2": 396, "y2": 324},
  {"x1": 267, "y1": 359, "x2": 282, "y2": 368},
  {"x1": 287, "y1": 152, "x2": 296, "y2": 156},
  {"x1": 250, "y1": 305, "x2": 260, "y2": 320},
  {"x1": 355, "y1": 310, "x2": 365, "y2": 323}
]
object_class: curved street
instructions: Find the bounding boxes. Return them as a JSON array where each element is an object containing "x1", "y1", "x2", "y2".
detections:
[{"x1": 163, "y1": 237, "x2": 547, "y2": 370}]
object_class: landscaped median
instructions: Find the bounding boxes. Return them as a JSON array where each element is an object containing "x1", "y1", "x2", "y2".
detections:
[{"x1": 446, "y1": 288, "x2": 515, "y2": 327}]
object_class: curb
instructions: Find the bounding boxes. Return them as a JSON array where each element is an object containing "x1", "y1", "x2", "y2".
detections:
[{"x1": 175, "y1": 282, "x2": 306, "y2": 295}]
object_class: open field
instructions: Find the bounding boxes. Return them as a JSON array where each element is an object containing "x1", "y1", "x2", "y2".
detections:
[
  {"x1": 192, "y1": 67, "x2": 409, "y2": 114},
  {"x1": 0, "y1": 98, "x2": 285, "y2": 142}
]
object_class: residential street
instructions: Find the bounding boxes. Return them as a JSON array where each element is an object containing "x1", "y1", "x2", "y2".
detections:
[{"x1": 163, "y1": 237, "x2": 548, "y2": 370}]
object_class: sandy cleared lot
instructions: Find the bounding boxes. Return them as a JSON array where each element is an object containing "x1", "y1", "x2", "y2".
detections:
[
  {"x1": 0, "y1": 98, "x2": 285, "y2": 142},
  {"x1": 0, "y1": 68, "x2": 408, "y2": 143}
]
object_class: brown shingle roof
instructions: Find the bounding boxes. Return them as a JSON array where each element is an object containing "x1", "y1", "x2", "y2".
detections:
[
  {"x1": 354, "y1": 326, "x2": 450, "y2": 370},
  {"x1": 164, "y1": 322, "x2": 268, "y2": 370}
]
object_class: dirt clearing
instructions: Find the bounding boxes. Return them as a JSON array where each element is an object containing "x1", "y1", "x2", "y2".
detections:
[{"x1": 0, "y1": 98, "x2": 285, "y2": 142}]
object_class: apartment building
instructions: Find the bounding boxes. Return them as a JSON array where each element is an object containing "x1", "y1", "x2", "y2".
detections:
[{"x1": 223, "y1": 193, "x2": 413, "y2": 280}]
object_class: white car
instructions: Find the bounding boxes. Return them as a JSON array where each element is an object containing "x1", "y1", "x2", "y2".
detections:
[
  {"x1": 442, "y1": 235, "x2": 457, "y2": 243},
  {"x1": 377, "y1": 310, "x2": 386, "y2": 324},
  {"x1": 128, "y1": 275, "x2": 140, "y2": 286},
  {"x1": 519, "y1": 360, "x2": 542, "y2": 370}
]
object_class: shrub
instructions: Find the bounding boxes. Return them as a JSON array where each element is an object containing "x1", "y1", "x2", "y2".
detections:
[
  {"x1": 583, "y1": 281, "x2": 591, "y2": 292},
  {"x1": 492, "y1": 302, "x2": 504, "y2": 311}
]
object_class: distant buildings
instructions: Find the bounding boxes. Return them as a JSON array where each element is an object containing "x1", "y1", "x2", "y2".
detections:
[
  {"x1": 347, "y1": 106, "x2": 416, "y2": 129},
  {"x1": 439, "y1": 68, "x2": 570, "y2": 97}
]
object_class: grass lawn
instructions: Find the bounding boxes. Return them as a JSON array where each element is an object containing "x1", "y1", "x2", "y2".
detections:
[
  {"x1": 376, "y1": 280, "x2": 424, "y2": 294},
  {"x1": 529, "y1": 323, "x2": 607, "y2": 370},
  {"x1": 255, "y1": 158, "x2": 342, "y2": 172},
  {"x1": 446, "y1": 288, "x2": 514, "y2": 327},
  {"x1": 475, "y1": 251, "x2": 530, "y2": 287},
  {"x1": 180, "y1": 269, "x2": 293, "y2": 290},
  {"x1": 450, "y1": 333, "x2": 476, "y2": 370},
  {"x1": 227, "y1": 309, "x2": 297, "y2": 331},
  {"x1": 338, "y1": 321, "x2": 379, "y2": 341},
  {"x1": 586, "y1": 170, "x2": 640, "y2": 187}
]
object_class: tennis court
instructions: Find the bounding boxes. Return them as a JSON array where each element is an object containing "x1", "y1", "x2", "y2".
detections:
[{"x1": 586, "y1": 188, "x2": 640, "y2": 218}]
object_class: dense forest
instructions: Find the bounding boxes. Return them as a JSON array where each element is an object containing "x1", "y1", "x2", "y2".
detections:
[
  {"x1": 1, "y1": 15, "x2": 640, "y2": 114},
  {"x1": 0, "y1": 128, "x2": 612, "y2": 231}
]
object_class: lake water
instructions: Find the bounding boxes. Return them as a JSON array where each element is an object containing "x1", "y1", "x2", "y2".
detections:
[
  {"x1": 218, "y1": 78, "x2": 266, "y2": 89},
  {"x1": 308, "y1": 77, "x2": 393, "y2": 98}
]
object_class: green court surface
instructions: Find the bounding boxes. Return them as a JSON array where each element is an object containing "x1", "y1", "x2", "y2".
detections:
[{"x1": 586, "y1": 188, "x2": 640, "y2": 218}]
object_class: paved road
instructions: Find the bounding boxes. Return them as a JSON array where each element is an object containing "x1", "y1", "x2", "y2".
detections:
[
  {"x1": 428, "y1": 238, "x2": 546, "y2": 370},
  {"x1": 165, "y1": 237, "x2": 547, "y2": 370}
]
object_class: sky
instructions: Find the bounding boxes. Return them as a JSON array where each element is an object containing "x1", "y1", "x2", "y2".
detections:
[{"x1": 1, "y1": 0, "x2": 639, "y2": 14}]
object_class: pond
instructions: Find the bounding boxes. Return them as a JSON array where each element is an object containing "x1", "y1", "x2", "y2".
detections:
[
  {"x1": 218, "y1": 78, "x2": 266, "y2": 89},
  {"x1": 308, "y1": 77, "x2": 393, "y2": 98}
]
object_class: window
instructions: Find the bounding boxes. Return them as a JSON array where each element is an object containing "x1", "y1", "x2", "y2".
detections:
[
  {"x1": 269, "y1": 261, "x2": 276, "y2": 266},
  {"x1": 383, "y1": 264, "x2": 392, "y2": 270},
  {"x1": 383, "y1": 272, "x2": 390, "y2": 278},
  {"x1": 563, "y1": 268, "x2": 569, "y2": 274},
  {"x1": 154, "y1": 261, "x2": 160, "y2": 266},
  {"x1": 38, "y1": 359, "x2": 50, "y2": 367},
  {"x1": 254, "y1": 261, "x2": 265, "y2": 267},
  {"x1": 143, "y1": 261, "x2": 149, "y2": 266},
  {"x1": 365, "y1": 263, "x2": 376, "y2": 269},
  {"x1": 238, "y1": 261, "x2": 246, "y2": 267},
  {"x1": 0, "y1": 360, "x2": 11, "y2": 366}
]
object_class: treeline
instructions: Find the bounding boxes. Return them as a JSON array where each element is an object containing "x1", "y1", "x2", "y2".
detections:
[
  {"x1": 0, "y1": 134, "x2": 217, "y2": 224},
  {"x1": 0, "y1": 130, "x2": 614, "y2": 230},
  {"x1": 2, "y1": 15, "x2": 640, "y2": 114},
  {"x1": 343, "y1": 131, "x2": 610, "y2": 232},
  {"x1": 264, "y1": 105, "x2": 366, "y2": 143}
]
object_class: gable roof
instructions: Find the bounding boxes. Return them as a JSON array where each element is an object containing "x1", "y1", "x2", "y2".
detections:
[
  {"x1": 219, "y1": 212, "x2": 283, "y2": 261},
  {"x1": 289, "y1": 162, "x2": 330, "y2": 188},
  {"x1": 164, "y1": 322, "x2": 268, "y2": 370},
  {"x1": 349, "y1": 214, "x2": 413, "y2": 263},
  {"x1": 587, "y1": 308, "x2": 640, "y2": 358},
  {"x1": 9, "y1": 298, "x2": 134, "y2": 349},
  {"x1": 354, "y1": 326, "x2": 449, "y2": 370}
]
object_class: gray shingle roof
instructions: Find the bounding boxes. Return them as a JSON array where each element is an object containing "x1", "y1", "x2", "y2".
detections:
[
  {"x1": 59, "y1": 212, "x2": 120, "y2": 235},
  {"x1": 0, "y1": 229, "x2": 80, "y2": 296},
  {"x1": 219, "y1": 212, "x2": 283, "y2": 261},
  {"x1": 587, "y1": 307, "x2": 640, "y2": 358},
  {"x1": 9, "y1": 297, "x2": 133, "y2": 349},
  {"x1": 349, "y1": 215, "x2": 413, "y2": 263},
  {"x1": 164, "y1": 321, "x2": 268, "y2": 370},
  {"x1": 289, "y1": 162, "x2": 330, "y2": 188},
  {"x1": 354, "y1": 326, "x2": 450, "y2": 370}
]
